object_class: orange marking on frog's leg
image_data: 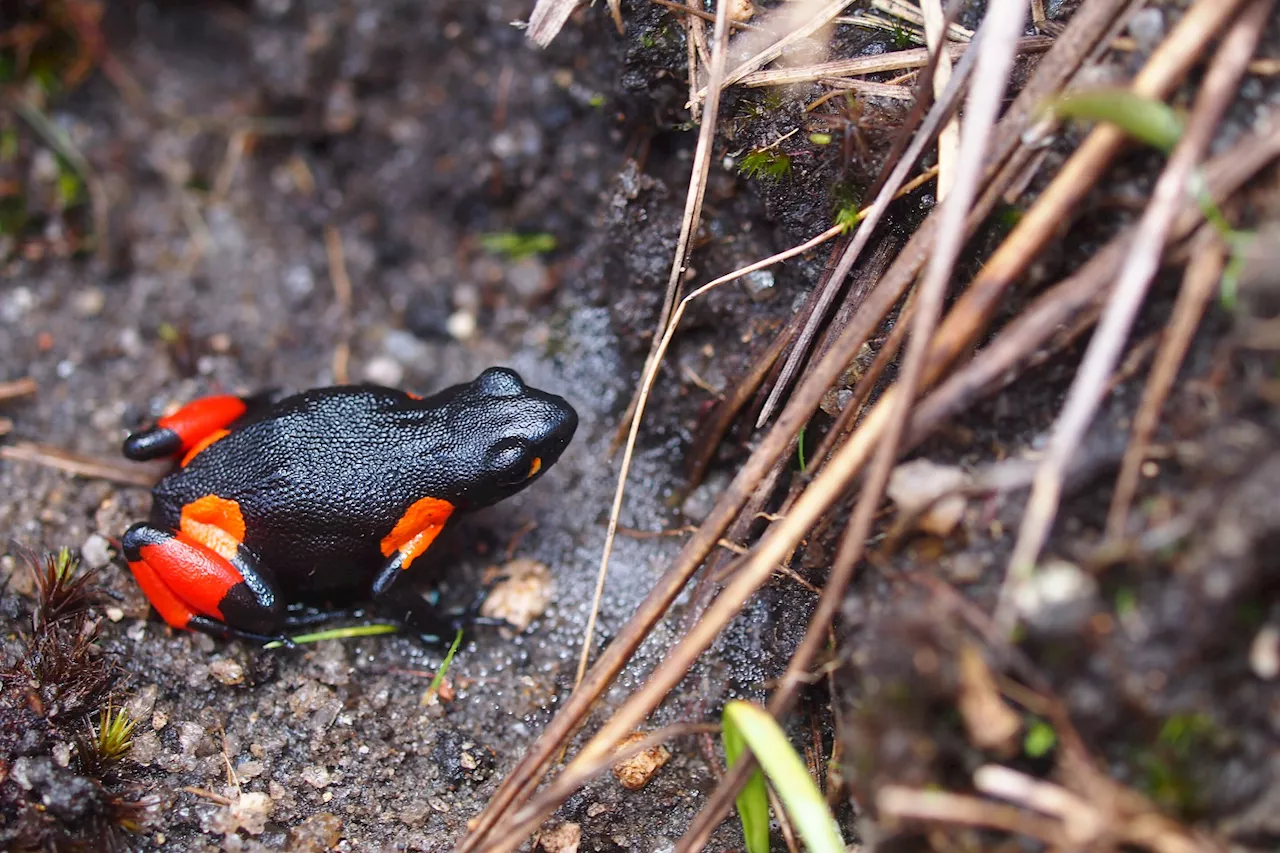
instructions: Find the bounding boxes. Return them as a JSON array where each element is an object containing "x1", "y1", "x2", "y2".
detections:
[
  {"x1": 180, "y1": 428, "x2": 230, "y2": 467},
  {"x1": 160, "y1": 395, "x2": 247, "y2": 447},
  {"x1": 123, "y1": 394, "x2": 247, "y2": 461},
  {"x1": 372, "y1": 496, "x2": 455, "y2": 597},
  {"x1": 179, "y1": 494, "x2": 247, "y2": 561}
]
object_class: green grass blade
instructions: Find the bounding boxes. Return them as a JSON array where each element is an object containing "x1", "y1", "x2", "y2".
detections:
[
  {"x1": 262, "y1": 622, "x2": 400, "y2": 649},
  {"x1": 1050, "y1": 89, "x2": 1184, "y2": 154},
  {"x1": 428, "y1": 629, "x2": 465, "y2": 694},
  {"x1": 724, "y1": 701, "x2": 845, "y2": 853},
  {"x1": 722, "y1": 707, "x2": 771, "y2": 853}
]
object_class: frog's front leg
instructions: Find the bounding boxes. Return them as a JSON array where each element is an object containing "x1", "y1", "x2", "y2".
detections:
[
  {"x1": 369, "y1": 495, "x2": 466, "y2": 642},
  {"x1": 122, "y1": 495, "x2": 285, "y2": 643}
]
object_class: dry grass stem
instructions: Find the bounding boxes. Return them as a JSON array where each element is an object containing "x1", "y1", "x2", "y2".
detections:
[
  {"x1": 1106, "y1": 236, "x2": 1227, "y2": 539},
  {"x1": 872, "y1": 0, "x2": 974, "y2": 40},
  {"x1": 738, "y1": 37, "x2": 1053, "y2": 88},
  {"x1": 692, "y1": 0, "x2": 859, "y2": 103},
  {"x1": 526, "y1": 0, "x2": 585, "y2": 47},
  {"x1": 325, "y1": 224, "x2": 354, "y2": 385},
  {"x1": 1, "y1": 442, "x2": 164, "y2": 489},
  {"x1": 0, "y1": 377, "x2": 38, "y2": 402},
  {"x1": 576, "y1": 0, "x2": 734, "y2": 693},
  {"x1": 919, "y1": 0, "x2": 958, "y2": 201},
  {"x1": 678, "y1": 2, "x2": 1141, "y2": 843},
  {"x1": 974, "y1": 765, "x2": 1102, "y2": 842},
  {"x1": 480, "y1": 725, "x2": 719, "y2": 852},
  {"x1": 906, "y1": 116, "x2": 1280, "y2": 452},
  {"x1": 999, "y1": 0, "x2": 1269, "y2": 631},
  {"x1": 816, "y1": 77, "x2": 916, "y2": 99},
  {"x1": 877, "y1": 785, "x2": 1069, "y2": 843}
]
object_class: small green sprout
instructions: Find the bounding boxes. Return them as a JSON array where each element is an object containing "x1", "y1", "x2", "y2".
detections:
[
  {"x1": 95, "y1": 703, "x2": 139, "y2": 765},
  {"x1": 53, "y1": 546, "x2": 76, "y2": 581},
  {"x1": 808, "y1": 132, "x2": 833, "y2": 146},
  {"x1": 797, "y1": 427, "x2": 807, "y2": 473},
  {"x1": 479, "y1": 231, "x2": 557, "y2": 260},
  {"x1": 427, "y1": 628, "x2": 465, "y2": 695},
  {"x1": 739, "y1": 148, "x2": 792, "y2": 181},
  {"x1": 1115, "y1": 587, "x2": 1137, "y2": 620},
  {"x1": 1023, "y1": 719, "x2": 1057, "y2": 758},
  {"x1": 56, "y1": 165, "x2": 83, "y2": 208},
  {"x1": 0, "y1": 128, "x2": 18, "y2": 162},
  {"x1": 835, "y1": 203, "x2": 861, "y2": 233}
]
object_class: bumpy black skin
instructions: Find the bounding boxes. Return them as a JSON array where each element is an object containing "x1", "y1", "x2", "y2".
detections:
[{"x1": 149, "y1": 367, "x2": 576, "y2": 612}]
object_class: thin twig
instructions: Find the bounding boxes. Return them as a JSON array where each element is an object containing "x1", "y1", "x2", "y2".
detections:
[
  {"x1": 325, "y1": 225, "x2": 354, "y2": 385},
  {"x1": 920, "y1": 0, "x2": 959, "y2": 201},
  {"x1": 692, "y1": 0, "x2": 859, "y2": 104},
  {"x1": 999, "y1": 0, "x2": 1268, "y2": 631},
  {"x1": 574, "y1": 0, "x2": 733, "y2": 692},
  {"x1": 877, "y1": 785, "x2": 1068, "y2": 844},
  {"x1": 0, "y1": 377, "x2": 38, "y2": 402},
  {"x1": 480, "y1": 724, "x2": 720, "y2": 852},
  {"x1": 1, "y1": 443, "x2": 164, "y2": 489},
  {"x1": 1105, "y1": 236, "x2": 1226, "y2": 539},
  {"x1": 738, "y1": 37, "x2": 1053, "y2": 88}
]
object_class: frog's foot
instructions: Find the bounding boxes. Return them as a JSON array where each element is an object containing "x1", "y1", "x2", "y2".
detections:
[
  {"x1": 122, "y1": 522, "x2": 283, "y2": 639},
  {"x1": 123, "y1": 390, "x2": 276, "y2": 463}
]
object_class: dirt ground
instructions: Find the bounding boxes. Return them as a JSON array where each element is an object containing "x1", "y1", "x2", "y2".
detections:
[{"x1": 1, "y1": 0, "x2": 1278, "y2": 851}]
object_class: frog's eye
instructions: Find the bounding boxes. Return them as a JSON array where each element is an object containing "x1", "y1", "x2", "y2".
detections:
[{"x1": 488, "y1": 437, "x2": 535, "y2": 486}]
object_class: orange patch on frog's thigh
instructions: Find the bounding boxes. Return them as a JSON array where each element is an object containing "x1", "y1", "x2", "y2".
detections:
[
  {"x1": 180, "y1": 428, "x2": 230, "y2": 467},
  {"x1": 179, "y1": 494, "x2": 248, "y2": 561},
  {"x1": 380, "y1": 495, "x2": 455, "y2": 570}
]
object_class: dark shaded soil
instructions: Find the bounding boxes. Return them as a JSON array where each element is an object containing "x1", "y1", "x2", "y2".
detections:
[{"x1": 1, "y1": 0, "x2": 1277, "y2": 851}]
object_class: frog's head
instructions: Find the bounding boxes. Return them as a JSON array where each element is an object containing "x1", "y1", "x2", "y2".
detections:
[{"x1": 424, "y1": 367, "x2": 578, "y2": 509}]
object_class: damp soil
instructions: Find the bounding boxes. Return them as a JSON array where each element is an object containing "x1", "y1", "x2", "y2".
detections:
[{"x1": 1, "y1": 0, "x2": 1277, "y2": 851}]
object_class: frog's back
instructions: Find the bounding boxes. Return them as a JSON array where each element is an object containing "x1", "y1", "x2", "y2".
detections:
[{"x1": 150, "y1": 385, "x2": 444, "y2": 588}]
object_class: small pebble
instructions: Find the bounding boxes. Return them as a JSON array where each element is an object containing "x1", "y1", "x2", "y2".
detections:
[
  {"x1": 1250, "y1": 625, "x2": 1278, "y2": 680},
  {"x1": 363, "y1": 356, "x2": 404, "y2": 387},
  {"x1": 80, "y1": 533, "x2": 112, "y2": 569},
  {"x1": 887, "y1": 458, "x2": 969, "y2": 538},
  {"x1": 539, "y1": 821, "x2": 582, "y2": 853},
  {"x1": 740, "y1": 269, "x2": 775, "y2": 302},
  {"x1": 209, "y1": 658, "x2": 246, "y2": 686},
  {"x1": 480, "y1": 559, "x2": 553, "y2": 633},
  {"x1": 611, "y1": 732, "x2": 670, "y2": 791},
  {"x1": 71, "y1": 287, "x2": 105, "y2": 318},
  {"x1": 301, "y1": 765, "x2": 331, "y2": 789},
  {"x1": 447, "y1": 310, "x2": 477, "y2": 341},
  {"x1": 289, "y1": 813, "x2": 343, "y2": 853}
]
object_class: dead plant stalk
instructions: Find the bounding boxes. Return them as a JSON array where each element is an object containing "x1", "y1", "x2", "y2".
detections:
[{"x1": 999, "y1": 0, "x2": 1270, "y2": 631}]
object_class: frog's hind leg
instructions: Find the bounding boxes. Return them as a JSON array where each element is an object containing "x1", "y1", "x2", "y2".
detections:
[
  {"x1": 123, "y1": 390, "x2": 276, "y2": 463},
  {"x1": 122, "y1": 521, "x2": 284, "y2": 642}
]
